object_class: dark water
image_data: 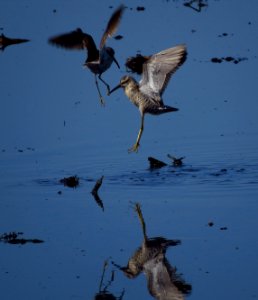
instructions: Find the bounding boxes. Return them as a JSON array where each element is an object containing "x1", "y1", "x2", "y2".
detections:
[{"x1": 1, "y1": 1, "x2": 258, "y2": 299}]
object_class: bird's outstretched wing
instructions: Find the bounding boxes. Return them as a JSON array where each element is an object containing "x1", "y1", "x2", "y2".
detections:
[
  {"x1": 99, "y1": 5, "x2": 125, "y2": 49},
  {"x1": 48, "y1": 28, "x2": 99, "y2": 61},
  {"x1": 139, "y1": 45, "x2": 187, "y2": 100}
]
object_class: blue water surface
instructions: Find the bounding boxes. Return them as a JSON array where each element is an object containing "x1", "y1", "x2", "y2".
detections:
[{"x1": 1, "y1": 1, "x2": 258, "y2": 299}]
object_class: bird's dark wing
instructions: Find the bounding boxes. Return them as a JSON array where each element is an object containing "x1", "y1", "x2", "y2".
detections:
[
  {"x1": 99, "y1": 5, "x2": 125, "y2": 49},
  {"x1": 48, "y1": 28, "x2": 99, "y2": 61}
]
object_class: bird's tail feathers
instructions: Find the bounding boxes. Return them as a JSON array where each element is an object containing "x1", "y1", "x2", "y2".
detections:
[{"x1": 157, "y1": 105, "x2": 178, "y2": 114}]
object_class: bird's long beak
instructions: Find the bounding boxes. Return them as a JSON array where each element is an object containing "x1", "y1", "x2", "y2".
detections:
[
  {"x1": 109, "y1": 83, "x2": 121, "y2": 95},
  {"x1": 113, "y1": 55, "x2": 120, "y2": 69}
]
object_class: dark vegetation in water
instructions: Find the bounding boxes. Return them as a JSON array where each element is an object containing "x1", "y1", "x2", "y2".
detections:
[
  {"x1": 167, "y1": 154, "x2": 185, "y2": 167},
  {"x1": 207, "y1": 222, "x2": 228, "y2": 231},
  {"x1": 148, "y1": 157, "x2": 167, "y2": 169},
  {"x1": 220, "y1": 227, "x2": 228, "y2": 231},
  {"x1": 0, "y1": 232, "x2": 44, "y2": 245},
  {"x1": 217, "y1": 32, "x2": 234, "y2": 38},
  {"x1": 91, "y1": 176, "x2": 104, "y2": 211},
  {"x1": 136, "y1": 6, "x2": 145, "y2": 11},
  {"x1": 211, "y1": 168, "x2": 227, "y2": 176},
  {"x1": 183, "y1": 0, "x2": 208, "y2": 12},
  {"x1": 0, "y1": 33, "x2": 30, "y2": 51},
  {"x1": 60, "y1": 175, "x2": 79, "y2": 188},
  {"x1": 148, "y1": 155, "x2": 185, "y2": 169},
  {"x1": 114, "y1": 34, "x2": 123, "y2": 40},
  {"x1": 13, "y1": 146, "x2": 35, "y2": 153},
  {"x1": 211, "y1": 56, "x2": 248, "y2": 64}
]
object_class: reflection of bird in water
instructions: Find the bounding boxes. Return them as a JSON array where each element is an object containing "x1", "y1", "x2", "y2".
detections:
[
  {"x1": 48, "y1": 5, "x2": 125, "y2": 106},
  {"x1": 109, "y1": 45, "x2": 187, "y2": 152},
  {"x1": 113, "y1": 203, "x2": 191, "y2": 300},
  {"x1": 94, "y1": 260, "x2": 124, "y2": 300},
  {"x1": 0, "y1": 33, "x2": 29, "y2": 51}
]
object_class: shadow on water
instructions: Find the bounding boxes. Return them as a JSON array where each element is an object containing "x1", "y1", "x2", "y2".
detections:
[{"x1": 113, "y1": 203, "x2": 192, "y2": 300}]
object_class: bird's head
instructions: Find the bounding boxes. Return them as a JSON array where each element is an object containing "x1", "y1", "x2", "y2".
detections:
[
  {"x1": 108, "y1": 75, "x2": 134, "y2": 95},
  {"x1": 106, "y1": 47, "x2": 120, "y2": 69}
]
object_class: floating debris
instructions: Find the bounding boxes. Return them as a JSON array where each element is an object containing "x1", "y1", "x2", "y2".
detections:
[
  {"x1": 91, "y1": 176, "x2": 104, "y2": 211},
  {"x1": 183, "y1": 0, "x2": 208, "y2": 12},
  {"x1": 0, "y1": 33, "x2": 30, "y2": 51},
  {"x1": 91, "y1": 176, "x2": 104, "y2": 195},
  {"x1": 0, "y1": 232, "x2": 44, "y2": 245},
  {"x1": 114, "y1": 34, "x2": 123, "y2": 40},
  {"x1": 220, "y1": 227, "x2": 228, "y2": 231},
  {"x1": 136, "y1": 6, "x2": 145, "y2": 11},
  {"x1": 167, "y1": 154, "x2": 185, "y2": 167},
  {"x1": 211, "y1": 56, "x2": 248, "y2": 64},
  {"x1": 60, "y1": 175, "x2": 79, "y2": 188},
  {"x1": 92, "y1": 192, "x2": 104, "y2": 211},
  {"x1": 208, "y1": 221, "x2": 214, "y2": 227},
  {"x1": 217, "y1": 33, "x2": 234, "y2": 38},
  {"x1": 211, "y1": 168, "x2": 227, "y2": 177},
  {"x1": 148, "y1": 157, "x2": 167, "y2": 169}
]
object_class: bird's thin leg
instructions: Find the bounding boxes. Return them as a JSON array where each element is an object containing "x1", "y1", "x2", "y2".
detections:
[
  {"x1": 135, "y1": 203, "x2": 148, "y2": 242},
  {"x1": 98, "y1": 259, "x2": 108, "y2": 292},
  {"x1": 98, "y1": 74, "x2": 110, "y2": 95},
  {"x1": 95, "y1": 75, "x2": 105, "y2": 106},
  {"x1": 128, "y1": 113, "x2": 144, "y2": 153}
]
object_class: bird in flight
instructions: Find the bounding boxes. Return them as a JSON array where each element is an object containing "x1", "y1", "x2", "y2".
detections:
[
  {"x1": 48, "y1": 5, "x2": 125, "y2": 105},
  {"x1": 109, "y1": 45, "x2": 187, "y2": 152}
]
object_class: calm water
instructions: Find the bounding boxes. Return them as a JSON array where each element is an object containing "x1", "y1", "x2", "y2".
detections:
[{"x1": 1, "y1": 1, "x2": 258, "y2": 299}]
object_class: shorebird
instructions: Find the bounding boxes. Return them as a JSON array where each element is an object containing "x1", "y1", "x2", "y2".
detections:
[
  {"x1": 109, "y1": 45, "x2": 187, "y2": 152},
  {"x1": 48, "y1": 5, "x2": 125, "y2": 105}
]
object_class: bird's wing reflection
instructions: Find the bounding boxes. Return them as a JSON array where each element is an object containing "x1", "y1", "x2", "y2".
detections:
[{"x1": 114, "y1": 203, "x2": 191, "y2": 300}]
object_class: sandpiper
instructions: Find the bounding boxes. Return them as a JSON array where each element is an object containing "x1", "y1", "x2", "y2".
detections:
[
  {"x1": 48, "y1": 5, "x2": 125, "y2": 105},
  {"x1": 109, "y1": 45, "x2": 187, "y2": 152}
]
